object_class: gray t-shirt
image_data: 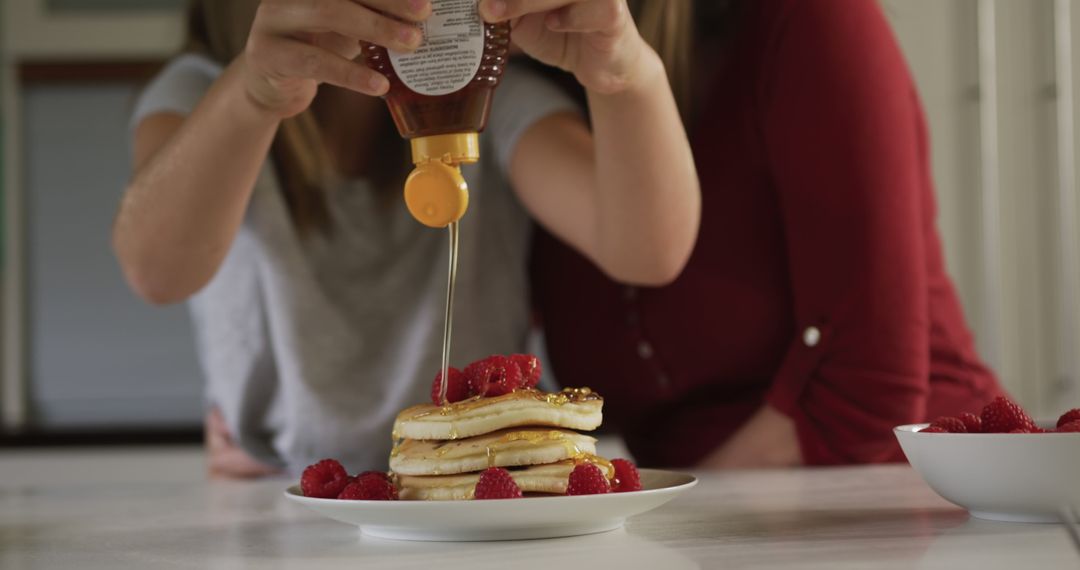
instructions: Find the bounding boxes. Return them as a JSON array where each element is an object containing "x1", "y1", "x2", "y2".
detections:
[{"x1": 131, "y1": 54, "x2": 578, "y2": 474}]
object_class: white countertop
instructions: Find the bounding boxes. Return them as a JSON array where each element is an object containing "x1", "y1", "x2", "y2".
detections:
[{"x1": 1, "y1": 446, "x2": 1076, "y2": 569}]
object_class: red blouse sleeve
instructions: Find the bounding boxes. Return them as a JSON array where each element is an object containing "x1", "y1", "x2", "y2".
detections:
[{"x1": 760, "y1": 0, "x2": 932, "y2": 463}]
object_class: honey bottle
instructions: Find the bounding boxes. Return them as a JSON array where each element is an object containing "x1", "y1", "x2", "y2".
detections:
[{"x1": 363, "y1": 1, "x2": 511, "y2": 228}]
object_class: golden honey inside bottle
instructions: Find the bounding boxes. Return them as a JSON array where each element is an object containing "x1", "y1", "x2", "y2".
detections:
[{"x1": 362, "y1": 2, "x2": 510, "y2": 229}]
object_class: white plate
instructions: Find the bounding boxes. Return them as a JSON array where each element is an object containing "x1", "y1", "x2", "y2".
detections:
[
  {"x1": 284, "y1": 468, "x2": 696, "y2": 541},
  {"x1": 895, "y1": 423, "x2": 1080, "y2": 523}
]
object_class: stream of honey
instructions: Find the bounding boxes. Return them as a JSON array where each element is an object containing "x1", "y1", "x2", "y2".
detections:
[{"x1": 437, "y1": 221, "x2": 460, "y2": 406}]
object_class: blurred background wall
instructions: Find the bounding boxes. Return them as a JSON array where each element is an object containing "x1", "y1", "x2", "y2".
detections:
[
  {"x1": 0, "y1": 0, "x2": 198, "y2": 436},
  {"x1": 0, "y1": 0, "x2": 1078, "y2": 438},
  {"x1": 885, "y1": 0, "x2": 1080, "y2": 419}
]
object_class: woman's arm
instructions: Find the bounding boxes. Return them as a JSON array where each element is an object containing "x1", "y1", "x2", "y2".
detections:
[
  {"x1": 484, "y1": 0, "x2": 700, "y2": 286},
  {"x1": 114, "y1": 0, "x2": 427, "y2": 304},
  {"x1": 719, "y1": 0, "x2": 931, "y2": 466}
]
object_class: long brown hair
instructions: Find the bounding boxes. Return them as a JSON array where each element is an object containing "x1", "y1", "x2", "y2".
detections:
[
  {"x1": 186, "y1": 0, "x2": 334, "y2": 236},
  {"x1": 629, "y1": 0, "x2": 693, "y2": 114},
  {"x1": 629, "y1": 0, "x2": 742, "y2": 118}
]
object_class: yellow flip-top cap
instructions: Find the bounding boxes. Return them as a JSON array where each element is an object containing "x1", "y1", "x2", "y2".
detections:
[
  {"x1": 404, "y1": 161, "x2": 469, "y2": 228},
  {"x1": 404, "y1": 133, "x2": 478, "y2": 228}
]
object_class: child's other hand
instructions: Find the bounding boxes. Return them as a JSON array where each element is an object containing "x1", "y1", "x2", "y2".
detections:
[
  {"x1": 479, "y1": 0, "x2": 653, "y2": 95},
  {"x1": 242, "y1": 0, "x2": 432, "y2": 118},
  {"x1": 205, "y1": 407, "x2": 281, "y2": 479}
]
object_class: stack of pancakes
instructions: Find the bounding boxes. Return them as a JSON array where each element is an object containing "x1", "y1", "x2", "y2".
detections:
[{"x1": 389, "y1": 388, "x2": 609, "y2": 500}]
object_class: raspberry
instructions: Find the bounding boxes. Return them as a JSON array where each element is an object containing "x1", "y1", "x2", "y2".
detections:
[
  {"x1": 611, "y1": 459, "x2": 642, "y2": 492},
  {"x1": 510, "y1": 354, "x2": 542, "y2": 389},
  {"x1": 959, "y1": 412, "x2": 983, "y2": 433},
  {"x1": 1057, "y1": 409, "x2": 1080, "y2": 428},
  {"x1": 980, "y1": 396, "x2": 1033, "y2": 433},
  {"x1": 300, "y1": 459, "x2": 351, "y2": 499},
  {"x1": 1057, "y1": 421, "x2": 1080, "y2": 433},
  {"x1": 929, "y1": 416, "x2": 967, "y2": 433},
  {"x1": 920, "y1": 426, "x2": 947, "y2": 433},
  {"x1": 338, "y1": 472, "x2": 398, "y2": 500},
  {"x1": 465, "y1": 355, "x2": 523, "y2": 397},
  {"x1": 1008, "y1": 428, "x2": 1031, "y2": 434},
  {"x1": 430, "y1": 367, "x2": 470, "y2": 405},
  {"x1": 566, "y1": 463, "x2": 611, "y2": 496},
  {"x1": 473, "y1": 467, "x2": 523, "y2": 499}
]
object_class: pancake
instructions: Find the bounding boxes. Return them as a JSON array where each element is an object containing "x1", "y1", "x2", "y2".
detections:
[
  {"x1": 393, "y1": 388, "x2": 603, "y2": 441},
  {"x1": 389, "y1": 427, "x2": 598, "y2": 476},
  {"x1": 395, "y1": 458, "x2": 614, "y2": 501}
]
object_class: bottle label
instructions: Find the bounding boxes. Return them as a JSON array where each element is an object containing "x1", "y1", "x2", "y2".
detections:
[{"x1": 388, "y1": 0, "x2": 484, "y2": 96}]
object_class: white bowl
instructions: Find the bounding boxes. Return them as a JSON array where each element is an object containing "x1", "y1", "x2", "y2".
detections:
[
  {"x1": 284, "y1": 468, "x2": 696, "y2": 541},
  {"x1": 895, "y1": 423, "x2": 1080, "y2": 523}
]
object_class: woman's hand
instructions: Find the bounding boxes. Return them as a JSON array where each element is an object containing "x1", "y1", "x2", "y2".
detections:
[
  {"x1": 700, "y1": 405, "x2": 804, "y2": 469},
  {"x1": 479, "y1": 0, "x2": 650, "y2": 94},
  {"x1": 242, "y1": 0, "x2": 432, "y2": 118}
]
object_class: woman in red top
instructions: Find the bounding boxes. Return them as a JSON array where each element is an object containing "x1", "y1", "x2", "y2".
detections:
[{"x1": 532, "y1": 0, "x2": 1004, "y2": 467}]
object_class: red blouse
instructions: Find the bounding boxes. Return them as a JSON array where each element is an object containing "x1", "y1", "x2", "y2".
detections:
[{"x1": 531, "y1": 0, "x2": 1003, "y2": 467}]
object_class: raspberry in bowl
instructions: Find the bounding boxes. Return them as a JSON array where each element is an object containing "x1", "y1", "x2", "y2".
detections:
[{"x1": 895, "y1": 399, "x2": 1080, "y2": 523}]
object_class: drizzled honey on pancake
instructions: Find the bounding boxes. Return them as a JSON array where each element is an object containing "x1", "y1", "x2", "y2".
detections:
[
  {"x1": 398, "y1": 387, "x2": 601, "y2": 421},
  {"x1": 389, "y1": 426, "x2": 615, "y2": 478},
  {"x1": 393, "y1": 457, "x2": 617, "y2": 500},
  {"x1": 392, "y1": 386, "x2": 604, "y2": 442},
  {"x1": 494, "y1": 430, "x2": 615, "y2": 477}
]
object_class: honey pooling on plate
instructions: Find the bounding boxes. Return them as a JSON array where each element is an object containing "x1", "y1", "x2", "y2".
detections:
[{"x1": 363, "y1": 1, "x2": 510, "y2": 405}]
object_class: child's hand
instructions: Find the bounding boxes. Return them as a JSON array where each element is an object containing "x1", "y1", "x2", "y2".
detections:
[
  {"x1": 479, "y1": 0, "x2": 651, "y2": 94},
  {"x1": 206, "y1": 408, "x2": 281, "y2": 479},
  {"x1": 242, "y1": 0, "x2": 432, "y2": 118}
]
